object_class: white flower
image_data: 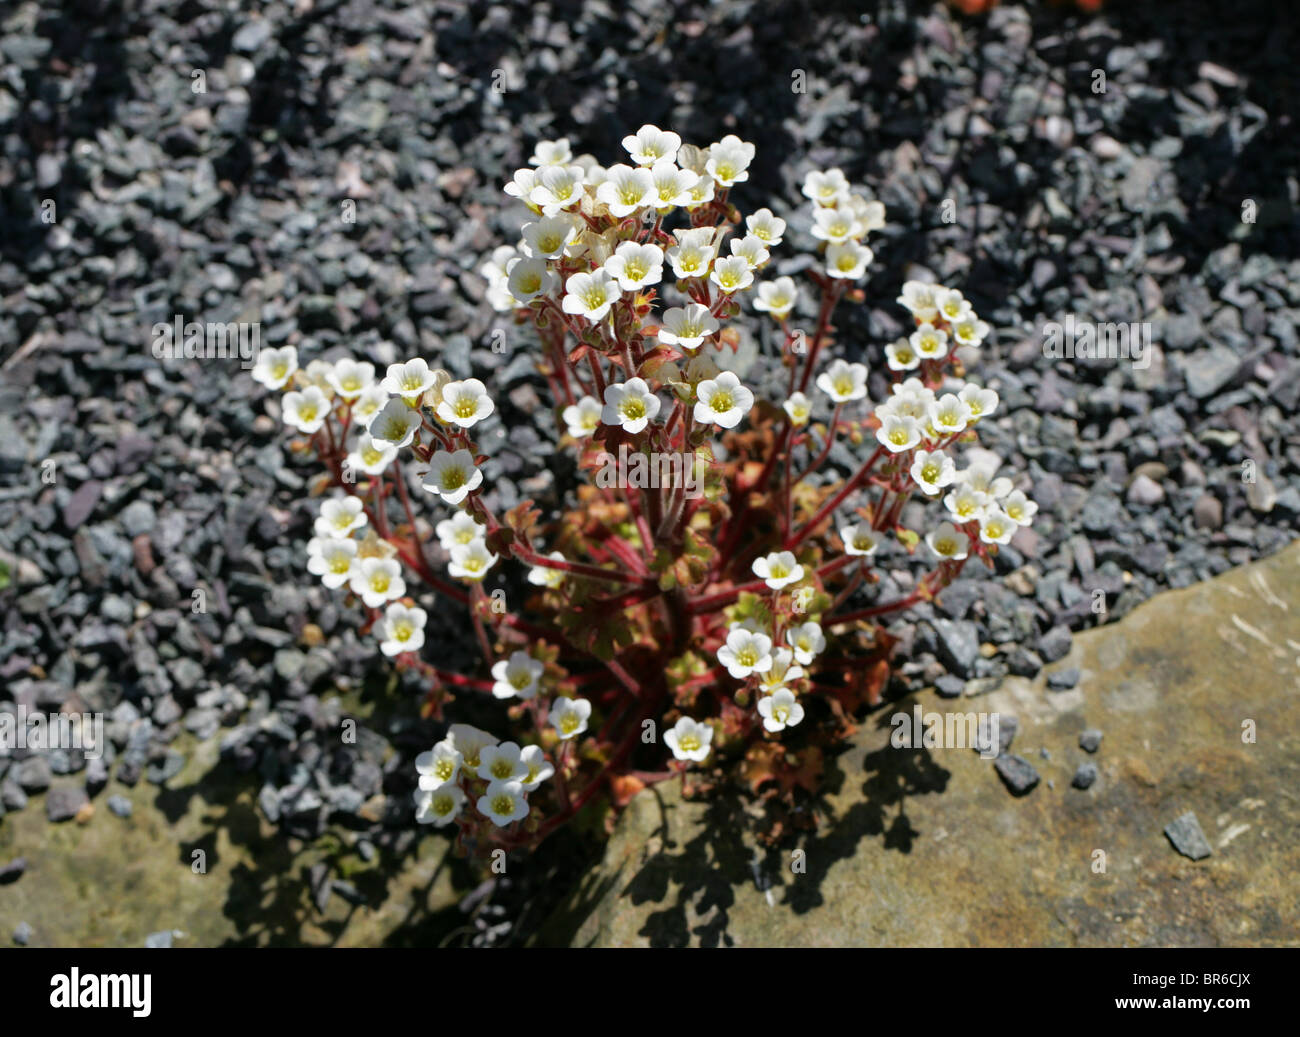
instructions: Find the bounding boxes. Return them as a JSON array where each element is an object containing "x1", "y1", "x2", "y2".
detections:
[
  {"x1": 315, "y1": 496, "x2": 367, "y2": 539},
  {"x1": 802, "y1": 168, "x2": 851, "y2": 206},
  {"x1": 435, "y1": 510, "x2": 485, "y2": 551},
  {"x1": 478, "y1": 741, "x2": 530, "y2": 783},
  {"x1": 416, "y1": 741, "x2": 463, "y2": 790},
  {"x1": 477, "y1": 779, "x2": 529, "y2": 827},
  {"x1": 346, "y1": 431, "x2": 398, "y2": 477},
  {"x1": 491, "y1": 650, "x2": 544, "y2": 700},
  {"x1": 381, "y1": 358, "x2": 438, "y2": 401},
  {"x1": 423, "y1": 449, "x2": 483, "y2": 505},
  {"x1": 665, "y1": 235, "x2": 716, "y2": 279},
  {"x1": 909, "y1": 322, "x2": 949, "y2": 361},
  {"x1": 926, "y1": 521, "x2": 970, "y2": 561},
  {"x1": 596, "y1": 164, "x2": 656, "y2": 217},
  {"x1": 529, "y1": 164, "x2": 587, "y2": 215},
  {"x1": 529, "y1": 138, "x2": 573, "y2": 167},
  {"x1": 825, "y1": 241, "x2": 874, "y2": 280},
  {"x1": 929, "y1": 393, "x2": 973, "y2": 436},
  {"x1": 710, "y1": 255, "x2": 754, "y2": 294},
  {"x1": 665, "y1": 717, "x2": 713, "y2": 763},
  {"x1": 815, "y1": 358, "x2": 869, "y2": 403},
  {"x1": 252, "y1": 345, "x2": 299, "y2": 389},
  {"x1": 1002, "y1": 490, "x2": 1038, "y2": 526},
  {"x1": 503, "y1": 168, "x2": 539, "y2": 205},
  {"x1": 957, "y1": 461, "x2": 1013, "y2": 500},
  {"x1": 885, "y1": 338, "x2": 921, "y2": 371},
  {"x1": 657, "y1": 304, "x2": 718, "y2": 351},
  {"x1": 910, "y1": 448, "x2": 958, "y2": 496},
  {"x1": 436, "y1": 378, "x2": 495, "y2": 429},
  {"x1": 282, "y1": 385, "x2": 330, "y2": 433},
  {"x1": 839, "y1": 522, "x2": 880, "y2": 557},
  {"x1": 944, "y1": 485, "x2": 991, "y2": 523},
  {"x1": 745, "y1": 207, "x2": 786, "y2": 246},
  {"x1": 753, "y1": 276, "x2": 798, "y2": 320},
  {"x1": 717, "y1": 628, "x2": 774, "y2": 679},
  {"x1": 306, "y1": 536, "x2": 358, "y2": 589},
  {"x1": 527, "y1": 551, "x2": 567, "y2": 588},
  {"x1": 562, "y1": 268, "x2": 621, "y2": 322},
  {"x1": 505, "y1": 256, "x2": 558, "y2": 303},
  {"x1": 622, "y1": 124, "x2": 681, "y2": 166},
  {"x1": 757, "y1": 648, "x2": 805, "y2": 695},
  {"x1": 876, "y1": 414, "x2": 924, "y2": 453},
  {"x1": 367, "y1": 398, "x2": 422, "y2": 448},
  {"x1": 349, "y1": 556, "x2": 405, "y2": 608},
  {"x1": 896, "y1": 280, "x2": 940, "y2": 322},
  {"x1": 520, "y1": 214, "x2": 582, "y2": 259},
  {"x1": 550, "y1": 697, "x2": 592, "y2": 740},
  {"x1": 705, "y1": 135, "x2": 755, "y2": 186},
  {"x1": 958, "y1": 383, "x2": 999, "y2": 420},
  {"x1": 302, "y1": 359, "x2": 336, "y2": 396},
  {"x1": 561, "y1": 395, "x2": 603, "y2": 437},
  {"x1": 377, "y1": 602, "x2": 427, "y2": 657},
  {"x1": 447, "y1": 538, "x2": 498, "y2": 582},
  {"x1": 758, "y1": 688, "x2": 805, "y2": 733},
  {"x1": 350, "y1": 384, "x2": 390, "y2": 427},
  {"x1": 783, "y1": 392, "x2": 813, "y2": 426},
  {"x1": 694, "y1": 371, "x2": 754, "y2": 429},
  {"x1": 447, "y1": 723, "x2": 499, "y2": 771},
  {"x1": 325, "y1": 358, "x2": 374, "y2": 400},
  {"x1": 753, "y1": 551, "x2": 804, "y2": 591},
  {"x1": 846, "y1": 194, "x2": 887, "y2": 232},
  {"x1": 415, "y1": 786, "x2": 466, "y2": 827},
  {"x1": 978, "y1": 508, "x2": 1018, "y2": 546},
  {"x1": 811, "y1": 206, "x2": 864, "y2": 244},
  {"x1": 785, "y1": 621, "x2": 825, "y2": 666},
  {"x1": 604, "y1": 241, "x2": 665, "y2": 292},
  {"x1": 601, "y1": 378, "x2": 661, "y2": 434},
  {"x1": 935, "y1": 288, "x2": 972, "y2": 324},
  {"x1": 952, "y1": 315, "x2": 991, "y2": 348},
  {"x1": 685, "y1": 172, "x2": 715, "y2": 206},
  {"x1": 648, "y1": 160, "x2": 697, "y2": 207},
  {"x1": 519, "y1": 745, "x2": 554, "y2": 792},
  {"x1": 729, "y1": 234, "x2": 770, "y2": 269}
]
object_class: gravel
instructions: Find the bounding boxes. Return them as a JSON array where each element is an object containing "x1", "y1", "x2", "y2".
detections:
[
  {"x1": 1164, "y1": 810, "x2": 1213, "y2": 860},
  {"x1": 1079, "y1": 729, "x2": 1104, "y2": 753},
  {"x1": 993, "y1": 754, "x2": 1041, "y2": 796}
]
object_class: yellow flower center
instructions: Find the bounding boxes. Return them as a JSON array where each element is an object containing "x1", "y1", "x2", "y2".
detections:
[
  {"x1": 491, "y1": 758, "x2": 514, "y2": 780},
  {"x1": 510, "y1": 670, "x2": 532, "y2": 690},
  {"x1": 560, "y1": 713, "x2": 580, "y2": 734},
  {"x1": 491, "y1": 794, "x2": 514, "y2": 816},
  {"x1": 299, "y1": 403, "x2": 318, "y2": 423},
  {"x1": 434, "y1": 758, "x2": 454, "y2": 782},
  {"x1": 370, "y1": 573, "x2": 390, "y2": 593},
  {"x1": 620, "y1": 398, "x2": 646, "y2": 420},
  {"x1": 679, "y1": 734, "x2": 700, "y2": 753},
  {"x1": 708, "y1": 389, "x2": 733, "y2": 412},
  {"x1": 454, "y1": 397, "x2": 478, "y2": 419},
  {"x1": 442, "y1": 468, "x2": 466, "y2": 491},
  {"x1": 362, "y1": 446, "x2": 383, "y2": 466},
  {"x1": 330, "y1": 555, "x2": 351, "y2": 574},
  {"x1": 432, "y1": 795, "x2": 455, "y2": 816}
]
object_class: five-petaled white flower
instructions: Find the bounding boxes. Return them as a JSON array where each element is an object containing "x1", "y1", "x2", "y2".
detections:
[
  {"x1": 825, "y1": 241, "x2": 874, "y2": 280},
  {"x1": 649, "y1": 161, "x2": 697, "y2": 208},
  {"x1": 604, "y1": 241, "x2": 664, "y2": 292},
  {"x1": 657, "y1": 304, "x2": 718, "y2": 351},
  {"x1": 529, "y1": 138, "x2": 573, "y2": 167},
  {"x1": 754, "y1": 276, "x2": 798, "y2": 320},
  {"x1": 666, "y1": 228, "x2": 716, "y2": 279},
  {"x1": 706, "y1": 135, "x2": 755, "y2": 187},
  {"x1": 527, "y1": 551, "x2": 567, "y2": 589},
  {"x1": 306, "y1": 536, "x2": 358, "y2": 589},
  {"x1": 561, "y1": 395, "x2": 603, "y2": 437},
  {"x1": 958, "y1": 383, "x2": 999, "y2": 421},
  {"x1": 435, "y1": 510, "x2": 484, "y2": 552},
  {"x1": 978, "y1": 508, "x2": 1018, "y2": 546},
  {"x1": 757, "y1": 648, "x2": 805, "y2": 695},
  {"x1": 926, "y1": 521, "x2": 970, "y2": 561},
  {"x1": 753, "y1": 551, "x2": 804, "y2": 591},
  {"x1": 367, "y1": 398, "x2": 422, "y2": 449},
  {"x1": 622, "y1": 124, "x2": 682, "y2": 166},
  {"x1": 252, "y1": 345, "x2": 299, "y2": 390},
  {"x1": 282, "y1": 385, "x2": 330, "y2": 433},
  {"x1": 802, "y1": 168, "x2": 851, "y2": 206},
  {"x1": 783, "y1": 392, "x2": 813, "y2": 426},
  {"x1": 415, "y1": 785, "x2": 466, "y2": 827},
  {"x1": 745, "y1": 208, "x2": 786, "y2": 246},
  {"x1": 885, "y1": 338, "x2": 921, "y2": 372},
  {"x1": 550, "y1": 697, "x2": 592, "y2": 740},
  {"x1": 520, "y1": 214, "x2": 582, "y2": 259},
  {"x1": 519, "y1": 745, "x2": 554, "y2": 792},
  {"x1": 910, "y1": 448, "x2": 958, "y2": 496},
  {"x1": 929, "y1": 393, "x2": 973, "y2": 436},
  {"x1": 811, "y1": 206, "x2": 864, "y2": 244},
  {"x1": 315, "y1": 496, "x2": 367, "y2": 538},
  {"x1": 505, "y1": 256, "x2": 558, "y2": 303},
  {"x1": 350, "y1": 556, "x2": 405, "y2": 608},
  {"x1": 729, "y1": 234, "x2": 770, "y2": 269},
  {"x1": 436, "y1": 379, "x2": 495, "y2": 429},
  {"x1": 377, "y1": 602, "x2": 427, "y2": 657},
  {"x1": 596, "y1": 164, "x2": 656, "y2": 217},
  {"x1": 710, "y1": 255, "x2": 754, "y2": 294},
  {"x1": 562, "y1": 268, "x2": 621, "y2": 322},
  {"x1": 447, "y1": 539, "x2": 498, "y2": 582},
  {"x1": 758, "y1": 689, "x2": 805, "y2": 733},
  {"x1": 952, "y1": 315, "x2": 991, "y2": 348},
  {"x1": 694, "y1": 371, "x2": 754, "y2": 429},
  {"x1": 326, "y1": 357, "x2": 374, "y2": 400},
  {"x1": 896, "y1": 280, "x2": 939, "y2": 322},
  {"x1": 909, "y1": 322, "x2": 949, "y2": 361},
  {"x1": 529, "y1": 164, "x2": 587, "y2": 215},
  {"x1": 944, "y1": 484, "x2": 991, "y2": 524},
  {"x1": 601, "y1": 378, "x2": 661, "y2": 434},
  {"x1": 665, "y1": 717, "x2": 714, "y2": 762},
  {"x1": 840, "y1": 522, "x2": 880, "y2": 557},
  {"x1": 423, "y1": 449, "x2": 483, "y2": 505},
  {"x1": 347, "y1": 432, "x2": 397, "y2": 477},
  {"x1": 478, "y1": 741, "x2": 531, "y2": 783},
  {"x1": 491, "y1": 650, "x2": 544, "y2": 700},
  {"x1": 717, "y1": 628, "x2": 774, "y2": 679},
  {"x1": 816, "y1": 358, "x2": 869, "y2": 403},
  {"x1": 1002, "y1": 490, "x2": 1038, "y2": 526},
  {"x1": 416, "y1": 741, "x2": 463, "y2": 790},
  {"x1": 785, "y1": 621, "x2": 825, "y2": 666},
  {"x1": 477, "y1": 779, "x2": 529, "y2": 827},
  {"x1": 876, "y1": 414, "x2": 924, "y2": 453},
  {"x1": 381, "y1": 358, "x2": 438, "y2": 400},
  {"x1": 447, "y1": 723, "x2": 499, "y2": 771}
]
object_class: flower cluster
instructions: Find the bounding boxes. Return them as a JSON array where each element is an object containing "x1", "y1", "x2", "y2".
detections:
[{"x1": 260, "y1": 126, "x2": 1035, "y2": 853}]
